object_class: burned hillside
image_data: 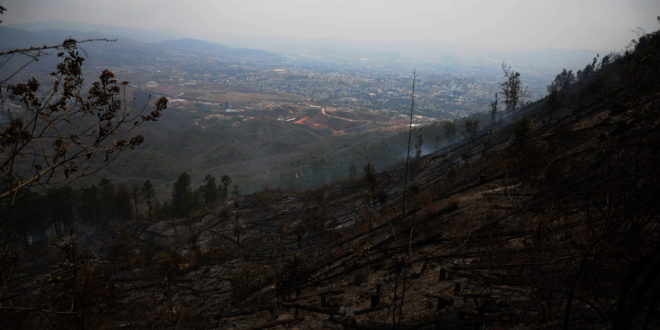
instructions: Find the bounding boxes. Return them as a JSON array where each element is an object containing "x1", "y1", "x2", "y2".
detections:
[{"x1": 2, "y1": 24, "x2": 660, "y2": 330}]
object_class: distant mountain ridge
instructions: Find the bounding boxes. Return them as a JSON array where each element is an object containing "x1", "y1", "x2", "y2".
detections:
[
  {"x1": 6, "y1": 20, "x2": 603, "y2": 77},
  {"x1": 0, "y1": 25, "x2": 282, "y2": 65},
  {"x1": 158, "y1": 38, "x2": 282, "y2": 62},
  {"x1": 7, "y1": 19, "x2": 180, "y2": 43}
]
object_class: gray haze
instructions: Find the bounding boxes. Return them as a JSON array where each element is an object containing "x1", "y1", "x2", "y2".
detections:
[{"x1": 3, "y1": 0, "x2": 659, "y2": 52}]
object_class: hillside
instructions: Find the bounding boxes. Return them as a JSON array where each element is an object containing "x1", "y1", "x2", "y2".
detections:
[
  {"x1": 143, "y1": 30, "x2": 657, "y2": 328},
  {"x1": 0, "y1": 26, "x2": 472, "y2": 194},
  {"x1": 2, "y1": 25, "x2": 660, "y2": 330}
]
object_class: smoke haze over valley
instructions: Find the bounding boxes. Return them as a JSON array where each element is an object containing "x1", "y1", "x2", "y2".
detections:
[{"x1": 1, "y1": 1, "x2": 660, "y2": 329}]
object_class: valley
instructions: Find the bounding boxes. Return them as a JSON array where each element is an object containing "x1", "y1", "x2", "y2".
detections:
[{"x1": 1, "y1": 6, "x2": 659, "y2": 329}]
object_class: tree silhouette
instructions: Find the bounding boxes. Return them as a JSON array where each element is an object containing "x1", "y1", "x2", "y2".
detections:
[
  {"x1": 501, "y1": 63, "x2": 523, "y2": 117},
  {"x1": 220, "y1": 175, "x2": 232, "y2": 200},
  {"x1": 172, "y1": 172, "x2": 193, "y2": 217},
  {"x1": 141, "y1": 179, "x2": 155, "y2": 222},
  {"x1": 490, "y1": 92, "x2": 499, "y2": 123},
  {"x1": 463, "y1": 118, "x2": 478, "y2": 141},
  {"x1": 202, "y1": 174, "x2": 218, "y2": 206},
  {"x1": 548, "y1": 68, "x2": 575, "y2": 92},
  {"x1": 443, "y1": 121, "x2": 457, "y2": 139},
  {"x1": 114, "y1": 184, "x2": 131, "y2": 220},
  {"x1": 546, "y1": 85, "x2": 560, "y2": 116},
  {"x1": 414, "y1": 133, "x2": 423, "y2": 159},
  {"x1": 131, "y1": 184, "x2": 140, "y2": 218},
  {"x1": 293, "y1": 218, "x2": 307, "y2": 250},
  {"x1": 232, "y1": 210, "x2": 245, "y2": 250}
]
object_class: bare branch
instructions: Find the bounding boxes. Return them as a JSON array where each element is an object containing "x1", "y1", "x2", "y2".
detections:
[
  {"x1": 0, "y1": 38, "x2": 116, "y2": 57},
  {"x1": 0, "y1": 38, "x2": 167, "y2": 211}
]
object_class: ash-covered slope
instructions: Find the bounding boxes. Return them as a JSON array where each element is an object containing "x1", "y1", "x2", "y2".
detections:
[
  {"x1": 3, "y1": 26, "x2": 659, "y2": 330},
  {"x1": 174, "y1": 27, "x2": 660, "y2": 329},
  {"x1": 98, "y1": 27, "x2": 660, "y2": 329}
]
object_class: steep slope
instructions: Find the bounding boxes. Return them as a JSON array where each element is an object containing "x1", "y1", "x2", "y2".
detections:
[
  {"x1": 157, "y1": 28, "x2": 659, "y2": 329},
  {"x1": 2, "y1": 27, "x2": 659, "y2": 330}
]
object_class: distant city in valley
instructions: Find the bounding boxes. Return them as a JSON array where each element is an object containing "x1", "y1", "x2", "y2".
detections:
[
  {"x1": 2, "y1": 2, "x2": 660, "y2": 328},
  {"x1": 0, "y1": 23, "x2": 580, "y2": 193}
]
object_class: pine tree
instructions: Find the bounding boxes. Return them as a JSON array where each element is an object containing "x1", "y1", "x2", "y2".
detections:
[
  {"x1": 141, "y1": 180, "x2": 155, "y2": 222},
  {"x1": 172, "y1": 172, "x2": 193, "y2": 217},
  {"x1": 203, "y1": 175, "x2": 218, "y2": 206}
]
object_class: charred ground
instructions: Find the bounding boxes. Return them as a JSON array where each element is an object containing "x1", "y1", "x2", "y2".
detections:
[{"x1": 2, "y1": 27, "x2": 660, "y2": 330}]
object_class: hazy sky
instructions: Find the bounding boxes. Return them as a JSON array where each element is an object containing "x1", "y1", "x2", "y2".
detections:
[{"x1": 2, "y1": 0, "x2": 660, "y2": 51}]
